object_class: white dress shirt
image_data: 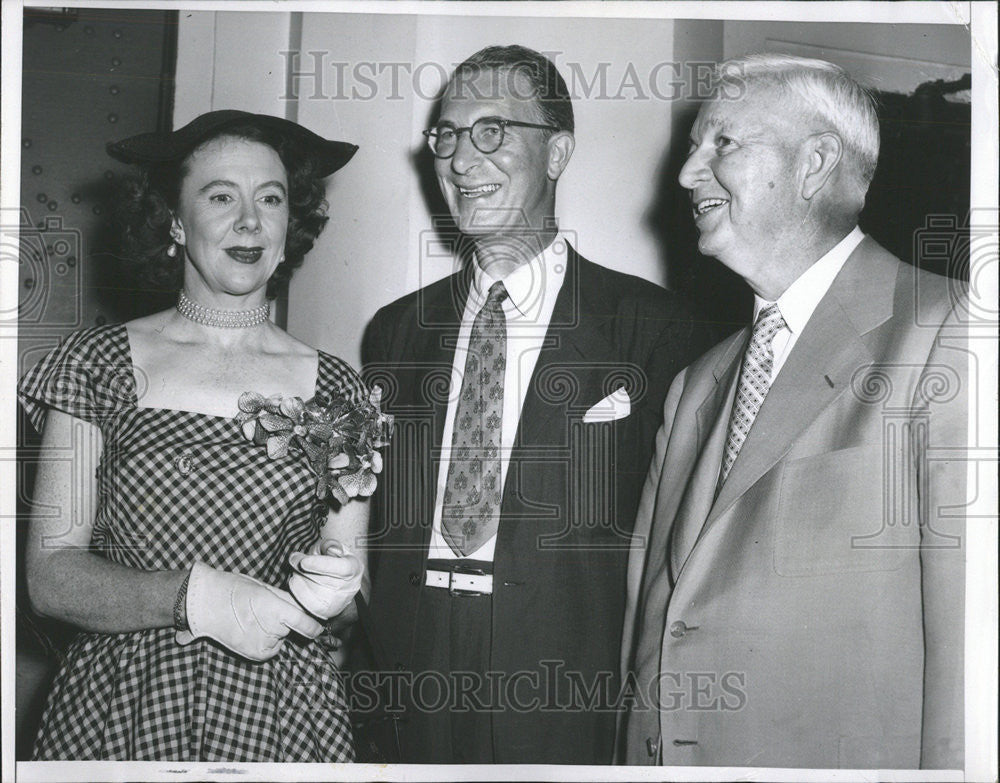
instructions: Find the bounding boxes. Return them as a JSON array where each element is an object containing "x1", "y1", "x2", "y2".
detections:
[
  {"x1": 428, "y1": 233, "x2": 572, "y2": 561},
  {"x1": 754, "y1": 226, "x2": 865, "y2": 382}
]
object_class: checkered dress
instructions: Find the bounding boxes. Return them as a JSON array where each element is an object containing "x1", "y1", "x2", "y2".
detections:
[{"x1": 18, "y1": 324, "x2": 362, "y2": 761}]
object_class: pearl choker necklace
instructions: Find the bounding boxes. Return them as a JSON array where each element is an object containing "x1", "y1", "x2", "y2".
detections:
[{"x1": 176, "y1": 291, "x2": 270, "y2": 328}]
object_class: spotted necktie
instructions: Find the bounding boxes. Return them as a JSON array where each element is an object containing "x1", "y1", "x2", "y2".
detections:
[
  {"x1": 719, "y1": 303, "x2": 786, "y2": 487},
  {"x1": 441, "y1": 281, "x2": 508, "y2": 556}
]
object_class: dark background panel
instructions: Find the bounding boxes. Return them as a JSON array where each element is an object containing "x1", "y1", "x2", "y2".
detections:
[{"x1": 15, "y1": 6, "x2": 176, "y2": 759}]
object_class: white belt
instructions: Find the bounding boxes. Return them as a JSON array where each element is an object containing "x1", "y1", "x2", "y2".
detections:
[{"x1": 424, "y1": 569, "x2": 494, "y2": 595}]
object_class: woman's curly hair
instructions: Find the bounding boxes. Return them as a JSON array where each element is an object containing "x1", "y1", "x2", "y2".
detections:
[{"x1": 115, "y1": 121, "x2": 330, "y2": 299}]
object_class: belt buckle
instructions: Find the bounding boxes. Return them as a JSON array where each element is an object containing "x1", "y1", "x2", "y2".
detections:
[{"x1": 449, "y1": 564, "x2": 491, "y2": 596}]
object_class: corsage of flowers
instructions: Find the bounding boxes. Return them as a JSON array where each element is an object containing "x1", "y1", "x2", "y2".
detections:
[{"x1": 237, "y1": 387, "x2": 393, "y2": 504}]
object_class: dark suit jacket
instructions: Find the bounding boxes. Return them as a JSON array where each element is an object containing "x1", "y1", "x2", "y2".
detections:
[
  {"x1": 620, "y1": 238, "x2": 966, "y2": 769},
  {"x1": 361, "y1": 247, "x2": 714, "y2": 764}
]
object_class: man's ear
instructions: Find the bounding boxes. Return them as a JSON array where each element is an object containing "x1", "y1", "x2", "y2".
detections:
[
  {"x1": 801, "y1": 131, "x2": 843, "y2": 200},
  {"x1": 546, "y1": 131, "x2": 575, "y2": 181},
  {"x1": 170, "y1": 215, "x2": 186, "y2": 246}
]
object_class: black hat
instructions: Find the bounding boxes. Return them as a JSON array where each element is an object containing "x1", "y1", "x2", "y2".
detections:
[{"x1": 107, "y1": 109, "x2": 357, "y2": 177}]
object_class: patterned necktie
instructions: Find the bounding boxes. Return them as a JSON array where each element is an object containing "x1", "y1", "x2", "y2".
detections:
[
  {"x1": 719, "y1": 303, "x2": 786, "y2": 486},
  {"x1": 441, "y1": 280, "x2": 508, "y2": 556}
]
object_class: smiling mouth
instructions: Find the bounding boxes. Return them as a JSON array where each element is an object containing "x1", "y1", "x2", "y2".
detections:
[
  {"x1": 459, "y1": 184, "x2": 501, "y2": 198},
  {"x1": 693, "y1": 198, "x2": 729, "y2": 217},
  {"x1": 225, "y1": 247, "x2": 264, "y2": 263}
]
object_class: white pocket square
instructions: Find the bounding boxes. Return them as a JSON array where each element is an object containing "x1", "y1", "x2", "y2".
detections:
[{"x1": 582, "y1": 387, "x2": 631, "y2": 423}]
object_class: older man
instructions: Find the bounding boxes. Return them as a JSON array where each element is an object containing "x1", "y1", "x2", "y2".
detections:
[
  {"x1": 361, "y1": 45, "x2": 712, "y2": 764},
  {"x1": 620, "y1": 54, "x2": 966, "y2": 769}
]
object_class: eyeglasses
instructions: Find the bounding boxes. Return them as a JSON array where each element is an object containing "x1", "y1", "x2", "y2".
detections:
[{"x1": 423, "y1": 116, "x2": 561, "y2": 159}]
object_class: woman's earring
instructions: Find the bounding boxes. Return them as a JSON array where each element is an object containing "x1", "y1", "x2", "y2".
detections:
[{"x1": 168, "y1": 228, "x2": 183, "y2": 258}]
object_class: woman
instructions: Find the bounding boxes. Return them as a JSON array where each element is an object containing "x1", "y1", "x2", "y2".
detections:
[{"x1": 19, "y1": 110, "x2": 371, "y2": 761}]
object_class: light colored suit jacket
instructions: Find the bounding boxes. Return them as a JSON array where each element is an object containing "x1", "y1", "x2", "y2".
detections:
[{"x1": 620, "y1": 237, "x2": 966, "y2": 769}]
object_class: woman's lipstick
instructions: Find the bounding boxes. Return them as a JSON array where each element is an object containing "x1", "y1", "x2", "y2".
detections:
[{"x1": 225, "y1": 246, "x2": 264, "y2": 264}]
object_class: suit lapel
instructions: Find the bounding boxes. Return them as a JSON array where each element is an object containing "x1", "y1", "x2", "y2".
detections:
[
  {"x1": 507, "y1": 248, "x2": 618, "y2": 448},
  {"x1": 407, "y1": 268, "x2": 471, "y2": 552},
  {"x1": 629, "y1": 336, "x2": 742, "y2": 692},
  {"x1": 498, "y1": 251, "x2": 617, "y2": 549},
  {"x1": 538, "y1": 247, "x2": 618, "y2": 362},
  {"x1": 705, "y1": 237, "x2": 897, "y2": 528},
  {"x1": 667, "y1": 338, "x2": 744, "y2": 578}
]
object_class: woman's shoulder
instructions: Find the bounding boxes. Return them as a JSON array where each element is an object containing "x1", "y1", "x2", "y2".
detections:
[
  {"x1": 18, "y1": 323, "x2": 134, "y2": 432},
  {"x1": 50, "y1": 322, "x2": 130, "y2": 358},
  {"x1": 316, "y1": 350, "x2": 367, "y2": 405},
  {"x1": 22, "y1": 323, "x2": 132, "y2": 379},
  {"x1": 270, "y1": 327, "x2": 366, "y2": 403}
]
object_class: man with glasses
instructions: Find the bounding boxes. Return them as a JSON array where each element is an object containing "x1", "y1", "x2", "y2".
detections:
[{"x1": 361, "y1": 45, "x2": 712, "y2": 764}]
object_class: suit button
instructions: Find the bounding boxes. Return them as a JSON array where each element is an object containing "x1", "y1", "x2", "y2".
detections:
[
  {"x1": 408, "y1": 572, "x2": 420, "y2": 586},
  {"x1": 646, "y1": 737, "x2": 659, "y2": 757},
  {"x1": 669, "y1": 621, "x2": 688, "y2": 638}
]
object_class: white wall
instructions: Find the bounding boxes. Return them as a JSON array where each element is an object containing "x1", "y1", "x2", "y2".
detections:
[
  {"x1": 723, "y1": 21, "x2": 971, "y2": 91},
  {"x1": 174, "y1": 11, "x2": 294, "y2": 124},
  {"x1": 291, "y1": 13, "x2": 419, "y2": 367}
]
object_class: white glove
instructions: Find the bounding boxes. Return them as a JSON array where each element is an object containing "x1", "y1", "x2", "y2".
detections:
[
  {"x1": 176, "y1": 561, "x2": 324, "y2": 661},
  {"x1": 288, "y1": 540, "x2": 364, "y2": 621}
]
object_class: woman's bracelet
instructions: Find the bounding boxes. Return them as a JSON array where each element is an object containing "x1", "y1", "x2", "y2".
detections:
[{"x1": 173, "y1": 569, "x2": 191, "y2": 631}]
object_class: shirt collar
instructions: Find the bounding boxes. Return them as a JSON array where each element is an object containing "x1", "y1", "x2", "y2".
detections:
[
  {"x1": 753, "y1": 226, "x2": 865, "y2": 334},
  {"x1": 471, "y1": 231, "x2": 570, "y2": 321}
]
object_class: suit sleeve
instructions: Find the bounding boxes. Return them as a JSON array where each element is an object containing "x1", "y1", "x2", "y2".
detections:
[
  {"x1": 615, "y1": 365, "x2": 688, "y2": 762},
  {"x1": 621, "y1": 366, "x2": 687, "y2": 653},
  {"x1": 362, "y1": 306, "x2": 391, "y2": 369},
  {"x1": 916, "y1": 303, "x2": 967, "y2": 769},
  {"x1": 359, "y1": 307, "x2": 395, "y2": 589}
]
